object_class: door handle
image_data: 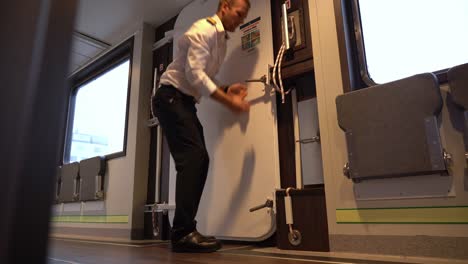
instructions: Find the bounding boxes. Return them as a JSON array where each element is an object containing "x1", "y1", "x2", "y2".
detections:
[
  {"x1": 245, "y1": 74, "x2": 267, "y2": 85},
  {"x1": 249, "y1": 199, "x2": 273, "y2": 212}
]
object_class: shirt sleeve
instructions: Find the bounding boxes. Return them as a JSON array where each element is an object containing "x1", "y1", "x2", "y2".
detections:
[{"x1": 184, "y1": 26, "x2": 219, "y2": 96}]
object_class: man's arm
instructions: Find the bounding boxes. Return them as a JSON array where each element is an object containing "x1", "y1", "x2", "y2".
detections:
[
  {"x1": 183, "y1": 23, "x2": 249, "y2": 113},
  {"x1": 210, "y1": 84, "x2": 250, "y2": 113},
  {"x1": 184, "y1": 27, "x2": 218, "y2": 96}
]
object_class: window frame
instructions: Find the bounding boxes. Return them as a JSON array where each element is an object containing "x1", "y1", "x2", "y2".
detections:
[
  {"x1": 343, "y1": 0, "x2": 450, "y2": 89},
  {"x1": 62, "y1": 37, "x2": 134, "y2": 164}
]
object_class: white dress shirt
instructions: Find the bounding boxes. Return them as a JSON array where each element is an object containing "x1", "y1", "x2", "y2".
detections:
[{"x1": 159, "y1": 14, "x2": 227, "y2": 102}]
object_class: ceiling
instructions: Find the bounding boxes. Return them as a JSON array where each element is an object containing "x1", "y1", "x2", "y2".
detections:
[{"x1": 69, "y1": 0, "x2": 194, "y2": 74}]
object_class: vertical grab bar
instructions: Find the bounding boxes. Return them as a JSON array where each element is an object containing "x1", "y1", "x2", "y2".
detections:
[{"x1": 282, "y1": 2, "x2": 290, "y2": 50}]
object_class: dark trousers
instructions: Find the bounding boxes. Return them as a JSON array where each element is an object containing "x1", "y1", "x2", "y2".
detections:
[{"x1": 152, "y1": 84, "x2": 209, "y2": 241}]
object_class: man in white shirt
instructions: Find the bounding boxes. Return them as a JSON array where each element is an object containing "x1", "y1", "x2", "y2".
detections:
[{"x1": 153, "y1": 0, "x2": 251, "y2": 253}]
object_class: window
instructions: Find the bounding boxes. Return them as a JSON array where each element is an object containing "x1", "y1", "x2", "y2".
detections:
[
  {"x1": 352, "y1": 0, "x2": 468, "y2": 85},
  {"x1": 64, "y1": 38, "x2": 133, "y2": 163}
]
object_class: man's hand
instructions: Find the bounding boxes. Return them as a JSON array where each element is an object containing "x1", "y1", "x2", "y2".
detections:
[
  {"x1": 229, "y1": 93, "x2": 250, "y2": 113},
  {"x1": 227, "y1": 83, "x2": 249, "y2": 113},
  {"x1": 227, "y1": 83, "x2": 248, "y2": 98},
  {"x1": 210, "y1": 84, "x2": 250, "y2": 113}
]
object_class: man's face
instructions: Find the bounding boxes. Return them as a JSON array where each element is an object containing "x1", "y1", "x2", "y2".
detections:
[{"x1": 221, "y1": 0, "x2": 249, "y2": 32}]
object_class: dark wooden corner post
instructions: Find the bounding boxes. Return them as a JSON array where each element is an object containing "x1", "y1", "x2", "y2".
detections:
[{"x1": 0, "y1": 1, "x2": 77, "y2": 263}]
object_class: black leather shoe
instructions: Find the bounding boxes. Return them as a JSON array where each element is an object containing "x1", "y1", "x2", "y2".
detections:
[
  {"x1": 171, "y1": 231, "x2": 222, "y2": 253},
  {"x1": 202, "y1": 234, "x2": 217, "y2": 241},
  {"x1": 195, "y1": 229, "x2": 216, "y2": 241}
]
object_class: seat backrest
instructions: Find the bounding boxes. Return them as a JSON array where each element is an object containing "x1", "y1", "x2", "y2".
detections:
[
  {"x1": 448, "y1": 63, "x2": 468, "y2": 139},
  {"x1": 448, "y1": 62, "x2": 468, "y2": 110},
  {"x1": 447, "y1": 63, "x2": 468, "y2": 169},
  {"x1": 336, "y1": 73, "x2": 446, "y2": 181},
  {"x1": 79, "y1": 156, "x2": 106, "y2": 201},
  {"x1": 57, "y1": 162, "x2": 79, "y2": 202}
]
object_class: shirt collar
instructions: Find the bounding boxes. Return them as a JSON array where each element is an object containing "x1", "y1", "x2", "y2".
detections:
[{"x1": 212, "y1": 14, "x2": 229, "y2": 39}]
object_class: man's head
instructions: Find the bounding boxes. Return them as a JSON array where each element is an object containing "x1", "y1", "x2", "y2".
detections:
[{"x1": 217, "y1": 0, "x2": 250, "y2": 32}]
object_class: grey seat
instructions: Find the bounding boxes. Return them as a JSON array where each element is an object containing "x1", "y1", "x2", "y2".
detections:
[
  {"x1": 448, "y1": 62, "x2": 468, "y2": 110},
  {"x1": 447, "y1": 62, "x2": 468, "y2": 166},
  {"x1": 336, "y1": 73, "x2": 447, "y2": 182},
  {"x1": 57, "y1": 162, "x2": 80, "y2": 202},
  {"x1": 79, "y1": 156, "x2": 106, "y2": 201}
]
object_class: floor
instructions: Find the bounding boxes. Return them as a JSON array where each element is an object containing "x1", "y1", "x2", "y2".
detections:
[{"x1": 47, "y1": 238, "x2": 453, "y2": 264}]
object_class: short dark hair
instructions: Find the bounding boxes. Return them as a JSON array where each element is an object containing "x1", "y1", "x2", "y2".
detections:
[{"x1": 217, "y1": 0, "x2": 251, "y2": 12}]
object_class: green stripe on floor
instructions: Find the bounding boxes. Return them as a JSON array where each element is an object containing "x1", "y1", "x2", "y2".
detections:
[
  {"x1": 336, "y1": 206, "x2": 468, "y2": 224},
  {"x1": 51, "y1": 215, "x2": 128, "y2": 224}
]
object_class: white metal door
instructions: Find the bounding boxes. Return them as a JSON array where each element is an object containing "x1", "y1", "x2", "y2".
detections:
[{"x1": 168, "y1": 0, "x2": 280, "y2": 241}]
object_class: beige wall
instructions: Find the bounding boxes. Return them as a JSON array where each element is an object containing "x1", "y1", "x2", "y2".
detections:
[
  {"x1": 128, "y1": 22, "x2": 154, "y2": 237},
  {"x1": 308, "y1": 0, "x2": 468, "y2": 240},
  {"x1": 51, "y1": 23, "x2": 154, "y2": 240},
  {"x1": 52, "y1": 0, "x2": 468, "y2": 251}
]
